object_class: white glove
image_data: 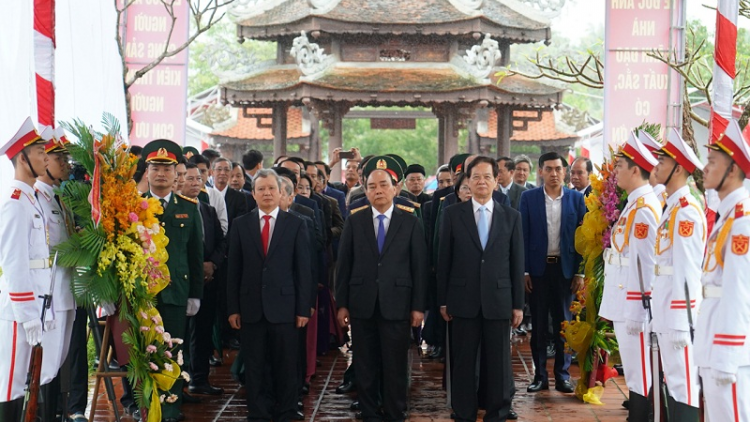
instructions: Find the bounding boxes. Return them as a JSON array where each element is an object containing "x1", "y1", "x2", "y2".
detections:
[
  {"x1": 100, "y1": 302, "x2": 116, "y2": 316},
  {"x1": 44, "y1": 318, "x2": 57, "y2": 332},
  {"x1": 669, "y1": 330, "x2": 690, "y2": 350},
  {"x1": 186, "y1": 299, "x2": 201, "y2": 317},
  {"x1": 625, "y1": 319, "x2": 644, "y2": 336},
  {"x1": 23, "y1": 320, "x2": 43, "y2": 346},
  {"x1": 712, "y1": 369, "x2": 737, "y2": 386}
]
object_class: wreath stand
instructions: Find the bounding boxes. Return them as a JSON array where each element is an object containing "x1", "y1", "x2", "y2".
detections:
[{"x1": 86, "y1": 307, "x2": 126, "y2": 422}]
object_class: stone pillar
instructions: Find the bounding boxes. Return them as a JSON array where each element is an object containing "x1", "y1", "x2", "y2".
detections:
[
  {"x1": 328, "y1": 108, "x2": 344, "y2": 182},
  {"x1": 272, "y1": 103, "x2": 288, "y2": 159},
  {"x1": 496, "y1": 105, "x2": 512, "y2": 157},
  {"x1": 437, "y1": 114, "x2": 446, "y2": 165},
  {"x1": 308, "y1": 108, "x2": 320, "y2": 161},
  {"x1": 444, "y1": 110, "x2": 459, "y2": 161}
]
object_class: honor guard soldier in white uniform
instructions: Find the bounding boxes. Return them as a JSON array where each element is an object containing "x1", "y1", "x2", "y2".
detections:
[
  {"x1": 599, "y1": 132, "x2": 662, "y2": 422},
  {"x1": 639, "y1": 130, "x2": 669, "y2": 209},
  {"x1": 0, "y1": 118, "x2": 50, "y2": 421},
  {"x1": 695, "y1": 119, "x2": 750, "y2": 421},
  {"x1": 35, "y1": 126, "x2": 76, "y2": 420},
  {"x1": 651, "y1": 128, "x2": 707, "y2": 421}
]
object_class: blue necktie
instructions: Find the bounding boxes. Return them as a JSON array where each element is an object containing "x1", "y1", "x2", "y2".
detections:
[
  {"x1": 377, "y1": 214, "x2": 387, "y2": 254},
  {"x1": 478, "y1": 206, "x2": 488, "y2": 249}
]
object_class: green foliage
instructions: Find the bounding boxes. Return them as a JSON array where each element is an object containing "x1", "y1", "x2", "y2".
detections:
[{"x1": 635, "y1": 121, "x2": 662, "y2": 143}]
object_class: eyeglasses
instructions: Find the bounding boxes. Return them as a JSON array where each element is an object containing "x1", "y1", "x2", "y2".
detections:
[
  {"x1": 214, "y1": 167, "x2": 231, "y2": 173},
  {"x1": 459, "y1": 185, "x2": 471, "y2": 192}
]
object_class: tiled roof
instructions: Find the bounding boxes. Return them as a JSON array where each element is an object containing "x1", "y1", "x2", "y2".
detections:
[
  {"x1": 479, "y1": 108, "x2": 577, "y2": 142},
  {"x1": 211, "y1": 107, "x2": 309, "y2": 140},
  {"x1": 222, "y1": 65, "x2": 562, "y2": 96},
  {"x1": 238, "y1": 0, "x2": 548, "y2": 31}
]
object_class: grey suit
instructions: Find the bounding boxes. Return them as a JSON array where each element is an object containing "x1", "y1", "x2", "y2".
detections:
[{"x1": 501, "y1": 183, "x2": 527, "y2": 210}]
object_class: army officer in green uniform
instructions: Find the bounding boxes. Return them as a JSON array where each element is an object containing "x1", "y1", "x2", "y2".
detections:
[{"x1": 142, "y1": 139, "x2": 204, "y2": 422}]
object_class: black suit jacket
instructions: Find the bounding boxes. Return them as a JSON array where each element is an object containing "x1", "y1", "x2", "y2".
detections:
[
  {"x1": 436, "y1": 200, "x2": 524, "y2": 320},
  {"x1": 582, "y1": 185, "x2": 592, "y2": 198},
  {"x1": 227, "y1": 209, "x2": 312, "y2": 323},
  {"x1": 200, "y1": 201, "x2": 226, "y2": 269},
  {"x1": 336, "y1": 206, "x2": 428, "y2": 321},
  {"x1": 504, "y1": 183, "x2": 527, "y2": 210},
  {"x1": 224, "y1": 187, "x2": 249, "y2": 229}
]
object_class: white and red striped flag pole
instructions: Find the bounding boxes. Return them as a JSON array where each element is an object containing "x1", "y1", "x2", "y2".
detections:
[
  {"x1": 34, "y1": 0, "x2": 55, "y2": 127},
  {"x1": 706, "y1": 0, "x2": 739, "y2": 230}
]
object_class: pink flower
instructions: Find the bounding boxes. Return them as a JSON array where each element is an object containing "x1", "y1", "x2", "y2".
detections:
[
  {"x1": 140, "y1": 326, "x2": 150, "y2": 332},
  {"x1": 139, "y1": 311, "x2": 148, "y2": 319},
  {"x1": 146, "y1": 345, "x2": 157, "y2": 354},
  {"x1": 165, "y1": 351, "x2": 172, "y2": 358},
  {"x1": 129, "y1": 212, "x2": 139, "y2": 223},
  {"x1": 141, "y1": 200, "x2": 150, "y2": 210},
  {"x1": 149, "y1": 362, "x2": 159, "y2": 371},
  {"x1": 155, "y1": 326, "x2": 165, "y2": 334}
]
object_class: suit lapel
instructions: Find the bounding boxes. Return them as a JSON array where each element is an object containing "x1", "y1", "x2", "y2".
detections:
[
  {"x1": 265, "y1": 211, "x2": 288, "y2": 259},
  {"x1": 537, "y1": 189, "x2": 548, "y2": 241},
  {"x1": 248, "y1": 209, "x2": 264, "y2": 258},
  {"x1": 460, "y1": 202, "x2": 483, "y2": 251},
  {"x1": 361, "y1": 207, "x2": 380, "y2": 258},
  {"x1": 380, "y1": 208, "x2": 404, "y2": 256},
  {"x1": 485, "y1": 200, "x2": 504, "y2": 250}
]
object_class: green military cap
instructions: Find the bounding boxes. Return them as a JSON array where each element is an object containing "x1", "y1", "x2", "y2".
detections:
[
  {"x1": 449, "y1": 153, "x2": 471, "y2": 174},
  {"x1": 363, "y1": 155, "x2": 403, "y2": 183},
  {"x1": 183, "y1": 146, "x2": 200, "y2": 160},
  {"x1": 143, "y1": 139, "x2": 183, "y2": 164},
  {"x1": 385, "y1": 154, "x2": 408, "y2": 180}
]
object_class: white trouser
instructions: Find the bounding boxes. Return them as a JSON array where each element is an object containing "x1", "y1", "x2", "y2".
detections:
[
  {"x1": 0, "y1": 321, "x2": 32, "y2": 402},
  {"x1": 41, "y1": 309, "x2": 75, "y2": 384},
  {"x1": 702, "y1": 365, "x2": 750, "y2": 422},
  {"x1": 613, "y1": 321, "x2": 652, "y2": 396},
  {"x1": 656, "y1": 332, "x2": 699, "y2": 407}
]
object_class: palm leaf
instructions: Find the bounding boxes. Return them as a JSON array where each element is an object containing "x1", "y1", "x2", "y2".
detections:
[{"x1": 101, "y1": 112, "x2": 121, "y2": 137}]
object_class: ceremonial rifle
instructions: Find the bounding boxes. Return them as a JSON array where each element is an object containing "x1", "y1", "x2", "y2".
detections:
[
  {"x1": 21, "y1": 252, "x2": 57, "y2": 422},
  {"x1": 637, "y1": 257, "x2": 667, "y2": 422}
]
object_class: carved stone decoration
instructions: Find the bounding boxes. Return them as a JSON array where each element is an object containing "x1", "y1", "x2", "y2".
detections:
[
  {"x1": 290, "y1": 31, "x2": 335, "y2": 77},
  {"x1": 202, "y1": 45, "x2": 263, "y2": 82},
  {"x1": 461, "y1": 34, "x2": 502, "y2": 81},
  {"x1": 502, "y1": 0, "x2": 565, "y2": 19},
  {"x1": 309, "y1": 0, "x2": 342, "y2": 12},
  {"x1": 230, "y1": 0, "x2": 287, "y2": 21},
  {"x1": 522, "y1": 0, "x2": 565, "y2": 14},
  {"x1": 448, "y1": 0, "x2": 483, "y2": 15}
]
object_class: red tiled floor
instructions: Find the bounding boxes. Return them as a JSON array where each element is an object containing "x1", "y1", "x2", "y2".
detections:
[{"x1": 88, "y1": 335, "x2": 629, "y2": 421}]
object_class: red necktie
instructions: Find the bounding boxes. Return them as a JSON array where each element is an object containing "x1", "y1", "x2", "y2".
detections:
[{"x1": 261, "y1": 215, "x2": 271, "y2": 256}]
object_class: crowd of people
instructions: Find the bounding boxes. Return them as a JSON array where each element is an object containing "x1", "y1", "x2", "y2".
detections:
[{"x1": 0, "y1": 114, "x2": 749, "y2": 422}]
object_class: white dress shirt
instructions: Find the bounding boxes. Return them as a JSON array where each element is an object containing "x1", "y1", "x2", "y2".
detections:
[
  {"x1": 372, "y1": 204, "x2": 394, "y2": 237},
  {"x1": 206, "y1": 186, "x2": 229, "y2": 235},
  {"x1": 150, "y1": 191, "x2": 172, "y2": 207},
  {"x1": 259, "y1": 207, "x2": 280, "y2": 244},
  {"x1": 499, "y1": 181, "x2": 513, "y2": 196},
  {"x1": 544, "y1": 187, "x2": 563, "y2": 256},
  {"x1": 471, "y1": 198, "x2": 494, "y2": 231}
]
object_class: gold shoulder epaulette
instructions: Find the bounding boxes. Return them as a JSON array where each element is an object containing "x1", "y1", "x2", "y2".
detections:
[
  {"x1": 350, "y1": 205, "x2": 368, "y2": 215},
  {"x1": 409, "y1": 200, "x2": 421, "y2": 208},
  {"x1": 200, "y1": 188, "x2": 208, "y2": 193},
  {"x1": 636, "y1": 197, "x2": 645, "y2": 208},
  {"x1": 396, "y1": 204, "x2": 415, "y2": 213},
  {"x1": 176, "y1": 193, "x2": 198, "y2": 204},
  {"x1": 440, "y1": 196, "x2": 446, "y2": 201}
]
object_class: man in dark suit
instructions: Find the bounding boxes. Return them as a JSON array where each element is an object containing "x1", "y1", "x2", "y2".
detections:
[
  {"x1": 519, "y1": 152, "x2": 586, "y2": 394},
  {"x1": 336, "y1": 156, "x2": 428, "y2": 422},
  {"x1": 212, "y1": 157, "x2": 250, "y2": 229},
  {"x1": 142, "y1": 140, "x2": 204, "y2": 422},
  {"x1": 496, "y1": 157, "x2": 527, "y2": 210},
  {"x1": 242, "y1": 149, "x2": 264, "y2": 191},
  {"x1": 227, "y1": 169, "x2": 312, "y2": 422},
  {"x1": 513, "y1": 155, "x2": 536, "y2": 189},
  {"x1": 570, "y1": 156, "x2": 593, "y2": 197},
  {"x1": 437, "y1": 156, "x2": 524, "y2": 422},
  {"x1": 404, "y1": 164, "x2": 432, "y2": 206},
  {"x1": 182, "y1": 164, "x2": 227, "y2": 395},
  {"x1": 315, "y1": 161, "x2": 347, "y2": 218}
]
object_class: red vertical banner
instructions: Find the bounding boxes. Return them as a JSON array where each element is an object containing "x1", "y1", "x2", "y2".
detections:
[
  {"x1": 34, "y1": 0, "x2": 56, "y2": 127},
  {"x1": 603, "y1": 0, "x2": 683, "y2": 151},
  {"x1": 122, "y1": 0, "x2": 189, "y2": 146}
]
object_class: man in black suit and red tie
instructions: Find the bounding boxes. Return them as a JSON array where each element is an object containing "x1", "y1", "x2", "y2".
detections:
[
  {"x1": 336, "y1": 156, "x2": 428, "y2": 422},
  {"x1": 227, "y1": 169, "x2": 312, "y2": 422},
  {"x1": 437, "y1": 156, "x2": 525, "y2": 422}
]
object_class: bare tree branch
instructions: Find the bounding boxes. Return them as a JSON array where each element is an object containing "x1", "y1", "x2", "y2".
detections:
[{"x1": 499, "y1": 50, "x2": 604, "y2": 89}]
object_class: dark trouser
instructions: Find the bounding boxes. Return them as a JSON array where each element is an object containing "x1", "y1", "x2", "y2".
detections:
[
  {"x1": 451, "y1": 316, "x2": 513, "y2": 422},
  {"x1": 190, "y1": 283, "x2": 217, "y2": 385},
  {"x1": 529, "y1": 261, "x2": 574, "y2": 382},
  {"x1": 297, "y1": 325, "x2": 308, "y2": 391},
  {"x1": 67, "y1": 307, "x2": 89, "y2": 414},
  {"x1": 157, "y1": 304, "x2": 187, "y2": 419},
  {"x1": 351, "y1": 313, "x2": 410, "y2": 422},
  {"x1": 241, "y1": 317, "x2": 298, "y2": 422}
]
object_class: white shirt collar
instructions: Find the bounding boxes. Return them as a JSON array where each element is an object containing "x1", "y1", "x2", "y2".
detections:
[
  {"x1": 544, "y1": 186, "x2": 564, "y2": 201},
  {"x1": 627, "y1": 184, "x2": 652, "y2": 204},
  {"x1": 216, "y1": 184, "x2": 229, "y2": 196},
  {"x1": 577, "y1": 185, "x2": 590, "y2": 194},
  {"x1": 718, "y1": 187, "x2": 750, "y2": 219},
  {"x1": 151, "y1": 191, "x2": 172, "y2": 203},
  {"x1": 471, "y1": 198, "x2": 494, "y2": 213},
  {"x1": 500, "y1": 181, "x2": 513, "y2": 191},
  {"x1": 372, "y1": 204, "x2": 394, "y2": 220},
  {"x1": 259, "y1": 207, "x2": 280, "y2": 220},
  {"x1": 665, "y1": 185, "x2": 691, "y2": 207},
  {"x1": 34, "y1": 180, "x2": 54, "y2": 201}
]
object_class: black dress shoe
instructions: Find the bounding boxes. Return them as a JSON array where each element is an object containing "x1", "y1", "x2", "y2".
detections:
[
  {"x1": 355, "y1": 412, "x2": 363, "y2": 420},
  {"x1": 298, "y1": 400, "x2": 304, "y2": 410},
  {"x1": 209, "y1": 355, "x2": 222, "y2": 367},
  {"x1": 555, "y1": 379, "x2": 574, "y2": 393},
  {"x1": 162, "y1": 419, "x2": 179, "y2": 422},
  {"x1": 292, "y1": 410, "x2": 304, "y2": 420},
  {"x1": 181, "y1": 392, "x2": 201, "y2": 403},
  {"x1": 513, "y1": 328, "x2": 527, "y2": 336},
  {"x1": 225, "y1": 338, "x2": 241, "y2": 350},
  {"x1": 350, "y1": 401, "x2": 359, "y2": 411},
  {"x1": 125, "y1": 404, "x2": 141, "y2": 420},
  {"x1": 301, "y1": 384, "x2": 309, "y2": 395},
  {"x1": 335, "y1": 381, "x2": 355, "y2": 394},
  {"x1": 450, "y1": 412, "x2": 456, "y2": 419},
  {"x1": 428, "y1": 346, "x2": 444, "y2": 359},
  {"x1": 188, "y1": 383, "x2": 224, "y2": 395},
  {"x1": 508, "y1": 408, "x2": 518, "y2": 420},
  {"x1": 177, "y1": 413, "x2": 185, "y2": 421},
  {"x1": 527, "y1": 378, "x2": 549, "y2": 392}
]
